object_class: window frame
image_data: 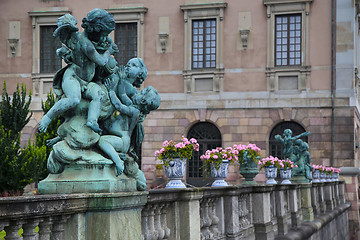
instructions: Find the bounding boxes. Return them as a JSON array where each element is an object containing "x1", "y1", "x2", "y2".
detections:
[
  {"x1": 274, "y1": 14, "x2": 302, "y2": 67},
  {"x1": 191, "y1": 18, "x2": 217, "y2": 70},
  {"x1": 180, "y1": 3, "x2": 227, "y2": 93},
  {"x1": 264, "y1": 0, "x2": 312, "y2": 92},
  {"x1": 29, "y1": 8, "x2": 70, "y2": 98},
  {"x1": 107, "y1": 7, "x2": 147, "y2": 63}
]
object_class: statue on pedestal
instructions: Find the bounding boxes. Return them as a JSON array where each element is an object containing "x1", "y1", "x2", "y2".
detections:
[
  {"x1": 275, "y1": 129, "x2": 312, "y2": 182},
  {"x1": 38, "y1": 9, "x2": 160, "y2": 193}
]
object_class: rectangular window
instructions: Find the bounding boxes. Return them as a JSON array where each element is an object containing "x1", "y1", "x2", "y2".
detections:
[
  {"x1": 114, "y1": 23, "x2": 138, "y2": 66},
  {"x1": 192, "y1": 19, "x2": 216, "y2": 69},
  {"x1": 40, "y1": 26, "x2": 62, "y2": 73},
  {"x1": 275, "y1": 14, "x2": 301, "y2": 66}
]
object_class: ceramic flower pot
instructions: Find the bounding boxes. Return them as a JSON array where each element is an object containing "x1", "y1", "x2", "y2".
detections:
[
  {"x1": 326, "y1": 174, "x2": 332, "y2": 182},
  {"x1": 264, "y1": 166, "x2": 277, "y2": 184},
  {"x1": 210, "y1": 160, "x2": 229, "y2": 187},
  {"x1": 164, "y1": 158, "x2": 187, "y2": 188},
  {"x1": 312, "y1": 170, "x2": 320, "y2": 183},
  {"x1": 279, "y1": 168, "x2": 292, "y2": 184},
  {"x1": 332, "y1": 172, "x2": 339, "y2": 181},
  {"x1": 320, "y1": 172, "x2": 326, "y2": 182}
]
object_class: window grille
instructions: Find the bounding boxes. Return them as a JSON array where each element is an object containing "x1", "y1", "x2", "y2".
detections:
[
  {"x1": 40, "y1": 26, "x2": 62, "y2": 73},
  {"x1": 192, "y1": 19, "x2": 216, "y2": 69},
  {"x1": 187, "y1": 122, "x2": 221, "y2": 186},
  {"x1": 114, "y1": 23, "x2": 137, "y2": 66},
  {"x1": 275, "y1": 14, "x2": 301, "y2": 66}
]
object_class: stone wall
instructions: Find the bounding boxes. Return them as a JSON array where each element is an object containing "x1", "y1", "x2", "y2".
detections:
[{"x1": 144, "y1": 106, "x2": 355, "y2": 186}]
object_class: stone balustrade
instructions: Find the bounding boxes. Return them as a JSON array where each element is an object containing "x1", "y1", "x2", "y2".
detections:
[
  {"x1": 141, "y1": 181, "x2": 350, "y2": 240},
  {"x1": 0, "y1": 182, "x2": 350, "y2": 239}
]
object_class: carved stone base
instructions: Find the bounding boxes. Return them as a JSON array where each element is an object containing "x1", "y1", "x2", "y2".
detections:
[
  {"x1": 290, "y1": 175, "x2": 311, "y2": 184},
  {"x1": 38, "y1": 160, "x2": 137, "y2": 194}
]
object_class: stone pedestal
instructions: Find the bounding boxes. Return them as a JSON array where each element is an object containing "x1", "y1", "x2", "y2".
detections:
[
  {"x1": 290, "y1": 175, "x2": 311, "y2": 184},
  {"x1": 38, "y1": 160, "x2": 137, "y2": 194},
  {"x1": 64, "y1": 192, "x2": 148, "y2": 240}
]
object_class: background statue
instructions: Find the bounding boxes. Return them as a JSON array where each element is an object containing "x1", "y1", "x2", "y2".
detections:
[{"x1": 275, "y1": 129, "x2": 312, "y2": 181}]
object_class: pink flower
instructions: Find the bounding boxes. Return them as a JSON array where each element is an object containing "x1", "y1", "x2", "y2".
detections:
[
  {"x1": 163, "y1": 140, "x2": 169, "y2": 147},
  {"x1": 160, "y1": 148, "x2": 165, "y2": 153},
  {"x1": 155, "y1": 150, "x2": 160, "y2": 157},
  {"x1": 213, "y1": 155, "x2": 218, "y2": 159}
]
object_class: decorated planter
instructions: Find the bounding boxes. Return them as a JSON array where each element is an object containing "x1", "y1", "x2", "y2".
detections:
[
  {"x1": 210, "y1": 160, "x2": 229, "y2": 187},
  {"x1": 264, "y1": 166, "x2": 278, "y2": 184},
  {"x1": 239, "y1": 157, "x2": 259, "y2": 185},
  {"x1": 312, "y1": 170, "x2": 320, "y2": 183},
  {"x1": 164, "y1": 158, "x2": 187, "y2": 188},
  {"x1": 320, "y1": 172, "x2": 327, "y2": 182},
  {"x1": 332, "y1": 172, "x2": 339, "y2": 181},
  {"x1": 279, "y1": 168, "x2": 292, "y2": 184},
  {"x1": 326, "y1": 174, "x2": 332, "y2": 182}
]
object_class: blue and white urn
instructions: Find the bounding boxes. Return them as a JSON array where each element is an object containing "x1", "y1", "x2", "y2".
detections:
[
  {"x1": 164, "y1": 158, "x2": 187, "y2": 188},
  {"x1": 279, "y1": 168, "x2": 292, "y2": 184},
  {"x1": 320, "y1": 172, "x2": 327, "y2": 182},
  {"x1": 264, "y1": 166, "x2": 277, "y2": 184},
  {"x1": 210, "y1": 160, "x2": 229, "y2": 187},
  {"x1": 312, "y1": 170, "x2": 320, "y2": 183}
]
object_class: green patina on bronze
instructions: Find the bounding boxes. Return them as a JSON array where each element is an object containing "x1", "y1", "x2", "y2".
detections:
[
  {"x1": 38, "y1": 9, "x2": 160, "y2": 194},
  {"x1": 275, "y1": 129, "x2": 312, "y2": 183}
]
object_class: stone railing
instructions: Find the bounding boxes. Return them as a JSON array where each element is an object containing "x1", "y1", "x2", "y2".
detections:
[
  {"x1": 0, "y1": 182, "x2": 350, "y2": 240},
  {"x1": 142, "y1": 181, "x2": 350, "y2": 240}
]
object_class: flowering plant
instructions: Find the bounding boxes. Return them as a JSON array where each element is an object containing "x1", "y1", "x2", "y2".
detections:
[
  {"x1": 277, "y1": 159, "x2": 296, "y2": 170},
  {"x1": 257, "y1": 156, "x2": 282, "y2": 169},
  {"x1": 155, "y1": 136, "x2": 199, "y2": 167},
  {"x1": 200, "y1": 147, "x2": 238, "y2": 176},
  {"x1": 312, "y1": 165, "x2": 327, "y2": 173},
  {"x1": 234, "y1": 143, "x2": 261, "y2": 164}
]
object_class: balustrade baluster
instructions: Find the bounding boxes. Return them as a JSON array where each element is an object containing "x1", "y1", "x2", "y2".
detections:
[
  {"x1": 0, "y1": 221, "x2": 9, "y2": 233},
  {"x1": 147, "y1": 205, "x2": 158, "y2": 240},
  {"x1": 50, "y1": 215, "x2": 68, "y2": 240},
  {"x1": 200, "y1": 198, "x2": 213, "y2": 239},
  {"x1": 154, "y1": 204, "x2": 165, "y2": 239},
  {"x1": 4, "y1": 220, "x2": 22, "y2": 240},
  {"x1": 22, "y1": 219, "x2": 40, "y2": 240},
  {"x1": 200, "y1": 201, "x2": 205, "y2": 239},
  {"x1": 160, "y1": 203, "x2": 170, "y2": 239},
  {"x1": 38, "y1": 217, "x2": 53, "y2": 240},
  {"x1": 141, "y1": 206, "x2": 150, "y2": 240},
  {"x1": 208, "y1": 198, "x2": 220, "y2": 238}
]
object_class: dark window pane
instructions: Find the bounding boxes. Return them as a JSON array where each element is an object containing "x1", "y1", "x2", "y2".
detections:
[
  {"x1": 187, "y1": 122, "x2": 222, "y2": 187},
  {"x1": 275, "y1": 14, "x2": 302, "y2": 67},
  {"x1": 114, "y1": 23, "x2": 138, "y2": 66},
  {"x1": 192, "y1": 19, "x2": 216, "y2": 69},
  {"x1": 40, "y1": 26, "x2": 62, "y2": 73}
]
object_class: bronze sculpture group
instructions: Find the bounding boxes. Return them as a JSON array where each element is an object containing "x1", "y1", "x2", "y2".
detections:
[
  {"x1": 275, "y1": 129, "x2": 312, "y2": 181},
  {"x1": 38, "y1": 9, "x2": 160, "y2": 191}
]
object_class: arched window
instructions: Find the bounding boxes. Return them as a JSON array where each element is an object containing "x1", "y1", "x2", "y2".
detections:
[
  {"x1": 187, "y1": 122, "x2": 222, "y2": 187},
  {"x1": 269, "y1": 121, "x2": 308, "y2": 159}
]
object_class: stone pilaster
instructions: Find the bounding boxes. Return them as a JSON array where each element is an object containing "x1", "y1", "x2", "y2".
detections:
[
  {"x1": 178, "y1": 189, "x2": 203, "y2": 240},
  {"x1": 252, "y1": 185, "x2": 275, "y2": 239},
  {"x1": 299, "y1": 184, "x2": 314, "y2": 221},
  {"x1": 274, "y1": 185, "x2": 290, "y2": 236},
  {"x1": 288, "y1": 185, "x2": 302, "y2": 228}
]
